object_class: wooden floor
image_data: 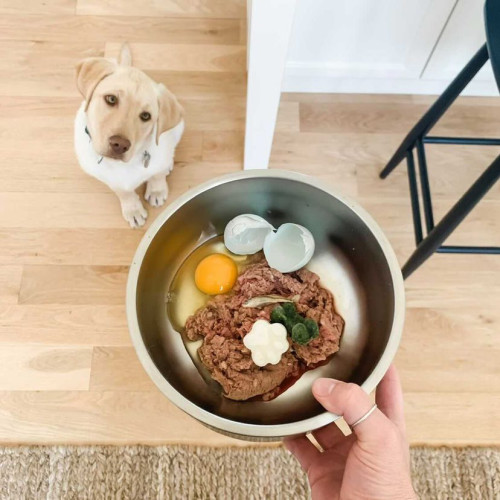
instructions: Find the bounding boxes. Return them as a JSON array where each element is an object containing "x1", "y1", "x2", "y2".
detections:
[{"x1": 0, "y1": 0, "x2": 499, "y2": 446}]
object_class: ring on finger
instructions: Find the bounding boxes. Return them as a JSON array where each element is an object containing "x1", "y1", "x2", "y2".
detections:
[{"x1": 349, "y1": 403, "x2": 378, "y2": 431}]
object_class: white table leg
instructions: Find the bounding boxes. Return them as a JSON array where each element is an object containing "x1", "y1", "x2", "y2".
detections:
[{"x1": 244, "y1": 0, "x2": 298, "y2": 170}]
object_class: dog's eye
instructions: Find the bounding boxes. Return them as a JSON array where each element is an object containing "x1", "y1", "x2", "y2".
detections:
[
  {"x1": 140, "y1": 111, "x2": 151, "y2": 122},
  {"x1": 104, "y1": 95, "x2": 117, "y2": 106}
]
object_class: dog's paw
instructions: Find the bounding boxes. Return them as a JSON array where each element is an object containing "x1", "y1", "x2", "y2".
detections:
[
  {"x1": 122, "y1": 201, "x2": 148, "y2": 228},
  {"x1": 145, "y1": 190, "x2": 168, "y2": 207},
  {"x1": 145, "y1": 179, "x2": 168, "y2": 207}
]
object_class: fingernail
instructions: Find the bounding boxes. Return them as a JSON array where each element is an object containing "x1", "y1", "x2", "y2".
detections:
[{"x1": 313, "y1": 378, "x2": 336, "y2": 397}]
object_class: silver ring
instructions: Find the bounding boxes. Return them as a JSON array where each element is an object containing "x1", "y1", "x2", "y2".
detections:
[{"x1": 350, "y1": 403, "x2": 378, "y2": 430}]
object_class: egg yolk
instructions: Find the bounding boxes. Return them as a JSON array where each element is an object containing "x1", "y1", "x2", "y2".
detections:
[{"x1": 194, "y1": 254, "x2": 238, "y2": 295}]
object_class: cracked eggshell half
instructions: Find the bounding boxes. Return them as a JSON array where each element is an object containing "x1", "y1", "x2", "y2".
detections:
[
  {"x1": 263, "y1": 223, "x2": 315, "y2": 273},
  {"x1": 224, "y1": 214, "x2": 275, "y2": 255}
]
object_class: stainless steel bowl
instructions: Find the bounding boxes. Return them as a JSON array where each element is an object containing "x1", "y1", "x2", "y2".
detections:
[{"x1": 127, "y1": 170, "x2": 405, "y2": 441}]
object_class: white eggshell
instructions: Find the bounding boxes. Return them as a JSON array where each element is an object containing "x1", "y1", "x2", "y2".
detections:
[
  {"x1": 224, "y1": 214, "x2": 274, "y2": 255},
  {"x1": 263, "y1": 223, "x2": 315, "y2": 273}
]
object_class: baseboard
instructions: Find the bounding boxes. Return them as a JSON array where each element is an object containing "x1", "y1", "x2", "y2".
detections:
[{"x1": 283, "y1": 69, "x2": 498, "y2": 96}]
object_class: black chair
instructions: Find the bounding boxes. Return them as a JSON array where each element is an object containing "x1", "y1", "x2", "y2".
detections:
[{"x1": 380, "y1": 0, "x2": 500, "y2": 279}]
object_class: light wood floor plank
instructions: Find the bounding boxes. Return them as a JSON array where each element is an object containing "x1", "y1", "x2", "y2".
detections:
[
  {"x1": 360, "y1": 198, "x2": 500, "y2": 246},
  {"x1": 272, "y1": 163, "x2": 359, "y2": 198},
  {"x1": 180, "y1": 99, "x2": 297, "y2": 133},
  {"x1": 275, "y1": 101, "x2": 300, "y2": 133},
  {"x1": 272, "y1": 129, "x2": 500, "y2": 202},
  {"x1": 176, "y1": 131, "x2": 204, "y2": 163},
  {"x1": 0, "y1": 193, "x2": 125, "y2": 229},
  {"x1": 0, "y1": 389, "x2": 493, "y2": 446},
  {"x1": 356, "y1": 144, "x2": 500, "y2": 199},
  {"x1": 0, "y1": 15, "x2": 241, "y2": 45},
  {"x1": 0, "y1": 229, "x2": 141, "y2": 266},
  {"x1": 76, "y1": 0, "x2": 246, "y2": 19},
  {"x1": 404, "y1": 392, "x2": 500, "y2": 446},
  {"x1": 397, "y1": 308, "x2": 500, "y2": 393},
  {"x1": 0, "y1": 391, "x2": 252, "y2": 445},
  {"x1": 270, "y1": 131, "x2": 403, "y2": 169},
  {"x1": 0, "y1": 0, "x2": 75, "y2": 15},
  {"x1": 0, "y1": 266, "x2": 23, "y2": 304},
  {"x1": 19, "y1": 266, "x2": 128, "y2": 305},
  {"x1": 202, "y1": 131, "x2": 244, "y2": 163},
  {"x1": 182, "y1": 98, "x2": 245, "y2": 131},
  {"x1": 0, "y1": 41, "x2": 102, "y2": 97},
  {"x1": 105, "y1": 42, "x2": 246, "y2": 72},
  {"x1": 168, "y1": 162, "x2": 240, "y2": 189},
  {"x1": 0, "y1": 305, "x2": 130, "y2": 346},
  {"x1": 90, "y1": 347, "x2": 155, "y2": 392},
  {"x1": 146, "y1": 71, "x2": 246, "y2": 99},
  {"x1": 300, "y1": 100, "x2": 500, "y2": 137},
  {"x1": 0, "y1": 345, "x2": 92, "y2": 391},
  {"x1": 0, "y1": 164, "x2": 239, "y2": 230}
]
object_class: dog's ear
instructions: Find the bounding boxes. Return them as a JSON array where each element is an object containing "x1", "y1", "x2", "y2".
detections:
[
  {"x1": 76, "y1": 57, "x2": 116, "y2": 111},
  {"x1": 156, "y1": 83, "x2": 183, "y2": 144}
]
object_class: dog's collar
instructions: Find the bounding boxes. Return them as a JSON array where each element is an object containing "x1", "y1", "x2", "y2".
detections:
[
  {"x1": 84, "y1": 127, "x2": 103, "y2": 164},
  {"x1": 84, "y1": 126, "x2": 151, "y2": 168}
]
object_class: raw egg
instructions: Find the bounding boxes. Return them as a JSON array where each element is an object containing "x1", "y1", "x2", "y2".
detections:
[{"x1": 194, "y1": 254, "x2": 238, "y2": 295}]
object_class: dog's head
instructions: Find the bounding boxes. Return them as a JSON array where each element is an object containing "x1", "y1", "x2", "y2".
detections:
[{"x1": 76, "y1": 56, "x2": 182, "y2": 162}]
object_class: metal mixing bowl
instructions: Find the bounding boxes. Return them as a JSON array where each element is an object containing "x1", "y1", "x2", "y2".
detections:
[{"x1": 127, "y1": 170, "x2": 405, "y2": 441}]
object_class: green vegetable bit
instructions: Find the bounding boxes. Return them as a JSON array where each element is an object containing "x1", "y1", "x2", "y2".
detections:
[
  {"x1": 304, "y1": 318, "x2": 320, "y2": 340},
  {"x1": 270, "y1": 303, "x2": 319, "y2": 345},
  {"x1": 270, "y1": 305, "x2": 287, "y2": 324},
  {"x1": 281, "y1": 302, "x2": 298, "y2": 317},
  {"x1": 291, "y1": 323, "x2": 310, "y2": 344}
]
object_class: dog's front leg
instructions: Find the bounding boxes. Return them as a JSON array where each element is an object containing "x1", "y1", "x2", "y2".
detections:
[
  {"x1": 145, "y1": 173, "x2": 169, "y2": 207},
  {"x1": 117, "y1": 190, "x2": 148, "y2": 228}
]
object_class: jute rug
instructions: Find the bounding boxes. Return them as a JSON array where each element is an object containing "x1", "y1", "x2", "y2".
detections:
[{"x1": 0, "y1": 445, "x2": 498, "y2": 499}]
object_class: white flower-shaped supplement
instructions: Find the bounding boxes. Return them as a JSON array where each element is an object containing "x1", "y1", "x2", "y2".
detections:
[{"x1": 243, "y1": 319, "x2": 289, "y2": 367}]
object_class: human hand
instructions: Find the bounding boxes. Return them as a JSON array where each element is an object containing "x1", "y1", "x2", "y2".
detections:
[{"x1": 285, "y1": 365, "x2": 416, "y2": 500}]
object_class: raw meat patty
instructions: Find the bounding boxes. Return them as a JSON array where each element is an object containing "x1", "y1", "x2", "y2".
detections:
[{"x1": 185, "y1": 258, "x2": 344, "y2": 400}]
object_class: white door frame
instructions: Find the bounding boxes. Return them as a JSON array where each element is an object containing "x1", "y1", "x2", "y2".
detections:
[{"x1": 244, "y1": 0, "x2": 298, "y2": 170}]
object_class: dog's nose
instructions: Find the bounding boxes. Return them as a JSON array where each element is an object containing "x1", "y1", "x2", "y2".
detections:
[{"x1": 109, "y1": 135, "x2": 131, "y2": 155}]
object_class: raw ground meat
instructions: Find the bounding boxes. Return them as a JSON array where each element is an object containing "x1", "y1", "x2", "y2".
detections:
[
  {"x1": 184, "y1": 257, "x2": 344, "y2": 401},
  {"x1": 198, "y1": 336, "x2": 299, "y2": 401}
]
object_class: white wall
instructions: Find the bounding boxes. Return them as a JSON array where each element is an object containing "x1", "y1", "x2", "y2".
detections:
[
  {"x1": 423, "y1": 0, "x2": 495, "y2": 82},
  {"x1": 283, "y1": 0, "x2": 498, "y2": 95}
]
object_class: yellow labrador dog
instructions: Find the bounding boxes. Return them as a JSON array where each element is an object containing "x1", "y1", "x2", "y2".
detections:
[{"x1": 74, "y1": 45, "x2": 184, "y2": 228}]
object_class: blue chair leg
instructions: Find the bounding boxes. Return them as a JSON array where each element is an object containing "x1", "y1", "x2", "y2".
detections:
[{"x1": 380, "y1": 44, "x2": 489, "y2": 179}]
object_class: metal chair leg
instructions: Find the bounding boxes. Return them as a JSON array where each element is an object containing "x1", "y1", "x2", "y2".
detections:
[
  {"x1": 406, "y1": 150, "x2": 423, "y2": 245},
  {"x1": 380, "y1": 44, "x2": 489, "y2": 179},
  {"x1": 402, "y1": 155, "x2": 500, "y2": 279}
]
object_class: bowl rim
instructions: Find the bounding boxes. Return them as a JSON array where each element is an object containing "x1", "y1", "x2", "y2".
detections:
[{"x1": 126, "y1": 169, "x2": 405, "y2": 438}]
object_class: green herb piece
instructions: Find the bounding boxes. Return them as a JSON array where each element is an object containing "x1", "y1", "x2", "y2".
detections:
[
  {"x1": 292, "y1": 323, "x2": 310, "y2": 345},
  {"x1": 304, "y1": 318, "x2": 320, "y2": 340},
  {"x1": 270, "y1": 303, "x2": 319, "y2": 345},
  {"x1": 271, "y1": 305, "x2": 296, "y2": 333},
  {"x1": 270, "y1": 305, "x2": 287, "y2": 324},
  {"x1": 284, "y1": 316, "x2": 297, "y2": 335},
  {"x1": 281, "y1": 302, "x2": 298, "y2": 317}
]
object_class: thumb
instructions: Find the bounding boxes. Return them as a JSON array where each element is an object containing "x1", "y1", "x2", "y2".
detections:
[{"x1": 313, "y1": 378, "x2": 393, "y2": 444}]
